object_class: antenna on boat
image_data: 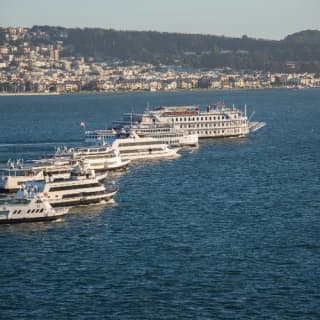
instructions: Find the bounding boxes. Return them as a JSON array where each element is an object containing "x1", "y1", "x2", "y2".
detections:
[{"x1": 248, "y1": 111, "x2": 255, "y2": 122}]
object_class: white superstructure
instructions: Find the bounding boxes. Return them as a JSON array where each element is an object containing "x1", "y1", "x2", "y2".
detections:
[
  {"x1": 54, "y1": 145, "x2": 130, "y2": 172},
  {"x1": 86, "y1": 126, "x2": 198, "y2": 148},
  {"x1": 129, "y1": 125, "x2": 198, "y2": 147},
  {"x1": 85, "y1": 130, "x2": 180, "y2": 161},
  {"x1": 36, "y1": 165, "x2": 117, "y2": 208},
  {"x1": 112, "y1": 135, "x2": 181, "y2": 161},
  {"x1": 0, "y1": 159, "x2": 73, "y2": 193},
  {"x1": 112, "y1": 113, "x2": 199, "y2": 147},
  {"x1": 115, "y1": 103, "x2": 266, "y2": 139}
]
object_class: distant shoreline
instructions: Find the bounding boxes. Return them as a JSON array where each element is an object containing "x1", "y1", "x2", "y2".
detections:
[
  {"x1": 0, "y1": 86, "x2": 318, "y2": 97},
  {"x1": 0, "y1": 92, "x2": 60, "y2": 97}
]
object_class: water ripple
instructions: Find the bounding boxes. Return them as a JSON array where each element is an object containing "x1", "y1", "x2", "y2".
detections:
[{"x1": 1, "y1": 90, "x2": 320, "y2": 319}]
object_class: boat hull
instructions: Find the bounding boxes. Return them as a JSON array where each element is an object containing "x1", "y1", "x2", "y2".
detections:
[
  {"x1": 119, "y1": 150, "x2": 180, "y2": 161},
  {"x1": 49, "y1": 191, "x2": 117, "y2": 208},
  {"x1": 0, "y1": 214, "x2": 65, "y2": 224}
]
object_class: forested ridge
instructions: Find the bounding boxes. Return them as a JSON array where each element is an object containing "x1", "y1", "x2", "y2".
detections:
[{"x1": 4, "y1": 26, "x2": 320, "y2": 72}]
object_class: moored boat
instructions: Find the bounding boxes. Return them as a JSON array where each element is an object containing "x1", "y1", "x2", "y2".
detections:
[
  {"x1": 35, "y1": 165, "x2": 117, "y2": 208},
  {"x1": 85, "y1": 129, "x2": 180, "y2": 161},
  {"x1": 0, "y1": 186, "x2": 68, "y2": 224},
  {"x1": 54, "y1": 145, "x2": 130, "y2": 172},
  {"x1": 86, "y1": 125, "x2": 198, "y2": 148},
  {"x1": 0, "y1": 158, "x2": 73, "y2": 193},
  {"x1": 112, "y1": 103, "x2": 266, "y2": 139}
]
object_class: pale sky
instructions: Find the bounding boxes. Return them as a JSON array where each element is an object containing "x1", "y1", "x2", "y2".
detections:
[{"x1": 1, "y1": 0, "x2": 319, "y2": 40}]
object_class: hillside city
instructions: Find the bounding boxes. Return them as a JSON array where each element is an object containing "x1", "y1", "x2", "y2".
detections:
[{"x1": 1, "y1": 27, "x2": 320, "y2": 94}]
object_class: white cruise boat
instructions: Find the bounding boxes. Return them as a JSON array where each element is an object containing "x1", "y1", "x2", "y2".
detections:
[
  {"x1": 0, "y1": 159, "x2": 73, "y2": 193},
  {"x1": 85, "y1": 130, "x2": 180, "y2": 161},
  {"x1": 113, "y1": 114, "x2": 199, "y2": 147},
  {"x1": 54, "y1": 145, "x2": 130, "y2": 172},
  {"x1": 134, "y1": 125, "x2": 198, "y2": 147},
  {"x1": 114, "y1": 103, "x2": 266, "y2": 139},
  {"x1": 0, "y1": 186, "x2": 68, "y2": 224},
  {"x1": 36, "y1": 165, "x2": 117, "y2": 208},
  {"x1": 86, "y1": 125, "x2": 198, "y2": 148}
]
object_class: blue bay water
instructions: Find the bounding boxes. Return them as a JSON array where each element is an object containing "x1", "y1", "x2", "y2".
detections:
[{"x1": 0, "y1": 89, "x2": 320, "y2": 319}]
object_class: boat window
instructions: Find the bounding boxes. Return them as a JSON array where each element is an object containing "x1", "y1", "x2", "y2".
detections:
[
  {"x1": 27, "y1": 209, "x2": 31, "y2": 213},
  {"x1": 31, "y1": 209, "x2": 35, "y2": 213},
  {"x1": 40, "y1": 208, "x2": 44, "y2": 212},
  {"x1": 13, "y1": 210, "x2": 17, "y2": 214}
]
